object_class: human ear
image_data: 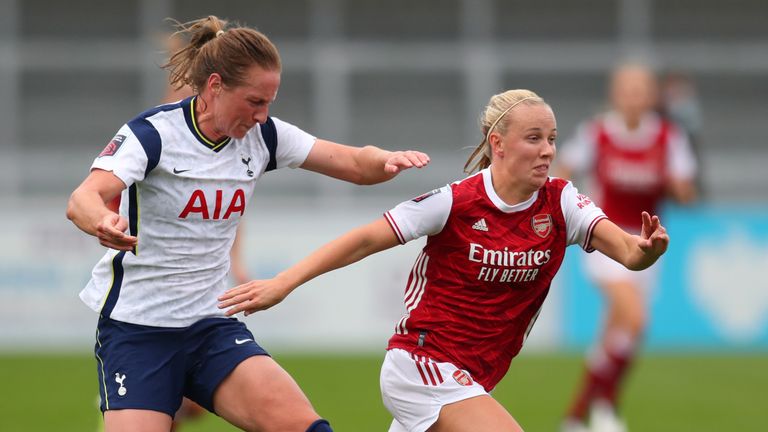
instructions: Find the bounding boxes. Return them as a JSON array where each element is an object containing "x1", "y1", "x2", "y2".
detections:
[
  {"x1": 488, "y1": 132, "x2": 504, "y2": 158},
  {"x1": 207, "y1": 73, "x2": 223, "y2": 95}
]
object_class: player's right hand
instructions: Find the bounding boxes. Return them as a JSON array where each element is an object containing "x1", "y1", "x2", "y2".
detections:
[
  {"x1": 96, "y1": 213, "x2": 137, "y2": 251},
  {"x1": 638, "y1": 211, "x2": 668, "y2": 257},
  {"x1": 218, "y1": 278, "x2": 291, "y2": 317}
]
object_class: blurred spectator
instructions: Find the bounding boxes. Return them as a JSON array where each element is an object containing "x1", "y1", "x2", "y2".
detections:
[
  {"x1": 557, "y1": 62, "x2": 698, "y2": 432},
  {"x1": 660, "y1": 70, "x2": 705, "y2": 197}
]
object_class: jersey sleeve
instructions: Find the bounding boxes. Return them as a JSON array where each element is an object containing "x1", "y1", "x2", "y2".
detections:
[
  {"x1": 560, "y1": 181, "x2": 607, "y2": 252},
  {"x1": 383, "y1": 185, "x2": 453, "y2": 244},
  {"x1": 558, "y1": 120, "x2": 597, "y2": 174},
  {"x1": 271, "y1": 117, "x2": 316, "y2": 169},
  {"x1": 666, "y1": 124, "x2": 698, "y2": 180},
  {"x1": 90, "y1": 124, "x2": 150, "y2": 188}
]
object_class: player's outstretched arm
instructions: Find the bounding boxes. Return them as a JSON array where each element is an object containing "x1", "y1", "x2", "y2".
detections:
[
  {"x1": 300, "y1": 139, "x2": 430, "y2": 185},
  {"x1": 66, "y1": 169, "x2": 137, "y2": 251},
  {"x1": 589, "y1": 211, "x2": 669, "y2": 271},
  {"x1": 218, "y1": 217, "x2": 400, "y2": 316}
]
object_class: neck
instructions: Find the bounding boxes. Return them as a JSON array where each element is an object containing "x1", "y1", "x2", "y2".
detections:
[
  {"x1": 622, "y1": 113, "x2": 642, "y2": 131},
  {"x1": 194, "y1": 96, "x2": 226, "y2": 142},
  {"x1": 489, "y1": 165, "x2": 535, "y2": 205}
]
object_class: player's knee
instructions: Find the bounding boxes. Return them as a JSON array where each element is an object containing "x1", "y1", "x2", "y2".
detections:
[
  {"x1": 306, "y1": 418, "x2": 333, "y2": 432},
  {"x1": 626, "y1": 308, "x2": 647, "y2": 334}
]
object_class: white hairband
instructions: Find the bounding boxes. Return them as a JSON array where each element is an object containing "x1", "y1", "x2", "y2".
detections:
[
  {"x1": 484, "y1": 96, "x2": 538, "y2": 143},
  {"x1": 216, "y1": 30, "x2": 225, "y2": 37}
]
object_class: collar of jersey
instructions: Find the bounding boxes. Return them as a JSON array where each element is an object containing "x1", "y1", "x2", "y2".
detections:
[
  {"x1": 482, "y1": 168, "x2": 539, "y2": 213},
  {"x1": 181, "y1": 96, "x2": 232, "y2": 153}
]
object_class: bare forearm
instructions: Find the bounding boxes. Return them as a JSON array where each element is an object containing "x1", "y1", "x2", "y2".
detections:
[
  {"x1": 66, "y1": 188, "x2": 113, "y2": 236},
  {"x1": 623, "y1": 236, "x2": 662, "y2": 270},
  {"x1": 219, "y1": 219, "x2": 399, "y2": 315},
  {"x1": 356, "y1": 145, "x2": 397, "y2": 185},
  {"x1": 591, "y1": 213, "x2": 668, "y2": 271},
  {"x1": 276, "y1": 224, "x2": 387, "y2": 290}
]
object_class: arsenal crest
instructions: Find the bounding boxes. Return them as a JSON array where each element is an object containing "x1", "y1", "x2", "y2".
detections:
[
  {"x1": 532, "y1": 214, "x2": 553, "y2": 238},
  {"x1": 452, "y1": 369, "x2": 473, "y2": 386}
]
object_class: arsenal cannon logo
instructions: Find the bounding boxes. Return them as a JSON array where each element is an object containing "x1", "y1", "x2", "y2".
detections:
[{"x1": 532, "y1": 214, "x2": 553, "y2": 238}]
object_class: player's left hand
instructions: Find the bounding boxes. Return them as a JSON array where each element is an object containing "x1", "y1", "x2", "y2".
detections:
[
  {"x1": 384, "y1": 150, "x2": 430, "y2": 174},
  {"x1": 638, "y1": 211, "x2": 669, "y2": 257},
  {"x1": 217, "y1": 278, "x2": 291, "y2": 316}
]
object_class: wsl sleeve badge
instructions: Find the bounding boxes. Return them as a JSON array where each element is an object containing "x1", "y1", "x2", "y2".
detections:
[
  {"x1": 98, "y1": 134, "x2": 127, "y2": 158},
  {"x1": 411, "y1": 188, "x2": 442, "y2": 203}
]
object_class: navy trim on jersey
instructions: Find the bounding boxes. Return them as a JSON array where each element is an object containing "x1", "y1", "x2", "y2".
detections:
[
  {"x1": 127, "y1": 120, "x2": 162, "y2": 178},
  {"x1": 260, "y1": 117, "x2": 278, "y2": 172},
  {"x1": 182, "y1": 97, "x2": 232, "y2": 153},
  {"x1": 100, "y1": 251, "x2": 126, "y2": 318},
  {"x1": 128, "y1": 184, "x2": 139, "y2": 255}
]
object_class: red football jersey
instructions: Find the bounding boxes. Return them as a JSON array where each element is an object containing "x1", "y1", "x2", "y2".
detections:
[
  {"x1": 385, "y1": 170, "x2": 604, "y2": 391},
  {"x1": 594, "y1": 119, "x2": 669, "y2": 229}
]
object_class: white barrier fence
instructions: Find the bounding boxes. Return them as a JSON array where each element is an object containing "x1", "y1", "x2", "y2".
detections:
[{"x1": 0, "y1": 197, "x2": 563, "y2": 353}]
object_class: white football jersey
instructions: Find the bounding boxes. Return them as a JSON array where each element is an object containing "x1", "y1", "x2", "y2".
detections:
[{"x1": 79, "y1": 97, "x2": 315, "y2": 327}]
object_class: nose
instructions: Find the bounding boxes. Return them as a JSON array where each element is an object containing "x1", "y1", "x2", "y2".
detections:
[
  {"x1": 254, "y1": 106, "x2": 269, "y2": 124},
  {"x1": 542, "y1": 142, "x2": 555, "y2": 159}
]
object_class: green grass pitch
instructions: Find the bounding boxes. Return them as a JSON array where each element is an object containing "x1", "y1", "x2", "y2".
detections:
[{"x1": 1, "y1": 352, "x2": 765, "y2": 431}]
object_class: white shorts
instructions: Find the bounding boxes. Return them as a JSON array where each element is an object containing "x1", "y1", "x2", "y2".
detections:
[
  {"x1": 583, "y1": 249, "x2": 659, "y2": 293},
  {"x1": 380, "y1": 348, "x2": 489, "y2": 432}
]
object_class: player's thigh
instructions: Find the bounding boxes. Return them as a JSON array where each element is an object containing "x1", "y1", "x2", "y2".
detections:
[
  {"x1": 104, "y1": 409, "x2": 173, "y2": 432},
  {"x1": 381, "y1": 349, "x2": 492, "y2": 431},
  {"x1": 600, "y1": 279, "x2": 647, "y2": 331},
  {"x1": 213, "y1": 355, "x2": 320, "y2": 432},
  {"x1": 427, "y1": 395, "x2": 522, "y2": 432}
]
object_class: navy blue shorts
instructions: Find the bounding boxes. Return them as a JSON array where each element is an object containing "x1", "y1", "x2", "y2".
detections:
[{"x1": 94, "y1": 315, "x2": 268, "y2": 417}]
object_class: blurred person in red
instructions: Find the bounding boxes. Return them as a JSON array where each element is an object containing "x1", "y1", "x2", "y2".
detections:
[{"x1": 557, "y1": 62, "x2": 697, "y2": 432}]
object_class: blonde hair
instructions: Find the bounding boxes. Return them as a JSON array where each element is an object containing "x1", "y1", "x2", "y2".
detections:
[
  {"x1": 162, "y1": 15, "x2": 281, "y2": 94},
  {"x1": 463, "y1": 89, "x2": 546, "y2": 174}
]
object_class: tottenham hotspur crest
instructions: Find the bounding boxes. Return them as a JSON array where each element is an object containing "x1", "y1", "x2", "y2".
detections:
[
  {"x1": 114, "y1": 373, "x2": 127, "y2": 396},
  {"x1": 241, "y1": 155, "x2": 254, "y2": 177}
]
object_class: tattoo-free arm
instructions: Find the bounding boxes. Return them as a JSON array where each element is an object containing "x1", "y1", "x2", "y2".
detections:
[
  {"x1": 589, "y1": 211, "x2": 669, "y2": 271},
  {"x1": 218, "y1": 218, "x2": 400, "y2": 315},
  {"x1": 300, "y1": 139, "x2": 430, "y2": 185}
]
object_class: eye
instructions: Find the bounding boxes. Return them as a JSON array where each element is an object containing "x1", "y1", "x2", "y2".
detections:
[{"x1": 249, "y1": 99, "x2": 269, "y2": 107}]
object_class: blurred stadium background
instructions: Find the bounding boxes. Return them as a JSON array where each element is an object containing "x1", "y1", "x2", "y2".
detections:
[{"x1": 0, "y1": 0, "x2": 766, "y2": 430}]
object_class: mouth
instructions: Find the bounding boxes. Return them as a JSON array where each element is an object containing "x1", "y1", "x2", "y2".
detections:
[{"x1": 533, "y1": 164, "x2": 550, "y2": 174}]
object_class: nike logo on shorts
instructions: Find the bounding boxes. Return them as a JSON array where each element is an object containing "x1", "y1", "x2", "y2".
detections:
[
  {"x1": 173, "y1": 168, "x2": 191, "y2": 174},
  {"x1": 235, "y1": 338, "x2": 253, "y2": 345}
]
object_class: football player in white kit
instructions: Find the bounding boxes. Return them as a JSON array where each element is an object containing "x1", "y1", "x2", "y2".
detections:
[
  {"x1": 557, "y1": 62, "x2": 697, "y2": 432},
  {"x1": 217, "y1": 89, "x2": 671, "y2": 432},
  {"x1": 67, "y1": 16, "x2": 429, "y2": 432}
]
